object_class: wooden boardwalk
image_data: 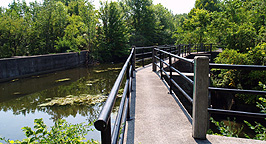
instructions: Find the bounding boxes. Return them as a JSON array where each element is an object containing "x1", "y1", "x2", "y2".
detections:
[{"x1": 124, "y1": 64, "x2": 266, "y2": 144}]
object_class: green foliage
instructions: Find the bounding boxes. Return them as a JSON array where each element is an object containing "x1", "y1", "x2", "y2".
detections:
[
  {"x1": 244, "y1": 97, "x2": 266, "y2": 140},
  {"x1": 96, "y1": 1, "x2": 130, "y2": 62},
  {"x1": 211, "y1": 49, "x2": 249, "y2": 88},
  {"x1": 244, "y1": 120, "x2": 266, "y2": 141},
  {"x1": 0, "y1": 0, "x2": 177, "y2": 61},
  {"x1": 209, "y1": 117, "x2": 243, "y2": 138},
  {"x1": 175, "y1": 8, "x2": 215, "y2": 44},
  {"x1": 211, "y1": 46, "x2": 266, "y2": 103},
  {"x1": 257, "y1": 96, "x2": 266, "y2": 113},
  {"x1": 62, "y1": 14, "x2": 87, "y2": 52},
  {"x1": 225, "y1": 23, "x2": 256, "y2": 52},
  {"x1": 175, "y1": 0, "x2": 266, "y2": 51},
  {"x1": 127, "y1": 0, "x2": 163, "y2": 46},
  {"x1": 214, "y1": 49, "x2": 250, "y2": 65},
  {"x1": 247, "y1": 43, "x2": 266, "y2": 65},
  {"x1": 0, "y1": 118, "x2": 98, "y2": 144},
  {"x1": 0, "y1": 5, "x2": 28, "y2": 57},
  {"x1": 195, "y1": 0, "x2": 220, "y2": 12},
  {"x1": 154, "y1": 4, "x2": 176, "y2": 45},
  {"x1": 209, "y1": 84, "x2": 266, "y2": 140},
  {"x1": 257, "y1": 26, "x2": 266, "y2": 44},
  {"x1": 0, "y1": 0, "x2": 97, "y2": 58}
]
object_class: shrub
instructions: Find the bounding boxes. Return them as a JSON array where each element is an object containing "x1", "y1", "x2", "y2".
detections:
[
  {"x1": 244, "y1": 83, "x2": 266, "y2": 141},
  {"x1": 208, "y1": 117, "x2": 243, "y2": 138},
  {"x1": 211, "y1": 46, "x2": 266, "y2": 104},
  {"x1": 0, "y1": 118, "x2": 98, "y2": 144}
]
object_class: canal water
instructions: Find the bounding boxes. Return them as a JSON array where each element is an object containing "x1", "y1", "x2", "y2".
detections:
[{"x1": 0, "y1": 63, "x2": 123, "y2": 142}]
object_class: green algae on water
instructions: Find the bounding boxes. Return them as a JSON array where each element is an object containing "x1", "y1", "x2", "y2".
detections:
[
  {"x1": 38, "y1": 94, "x2": 107, "y2": 107},
  {"x1": 55, "y1": 78, "x2": 71, "y2": 82}
]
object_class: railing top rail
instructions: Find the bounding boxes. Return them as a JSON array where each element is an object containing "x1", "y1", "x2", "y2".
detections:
[
  {"x1": 135, "y1": 46, "x2": 154, "y2": 49},
  {"x1": 155, "y1": 48, "x2": 194, "y2": 64},
  {"x1": 209, "y1": 63, "x2": 266, "y2": 70},
  {"x1": 209, "y1": 87, "x2": 266, "y2": 95},
  {"x1": 157, "y1": 46, "x2": 171, "y2": 49},
  {"x1": 208, "y1": 108, "x2": 266, "y2": 119},
  {"x1": 94, "y1": 48, "x2": 134, "y2": 131},
  {"x1": 135, "y1": 45, "x2": 176, "y2": 49}
]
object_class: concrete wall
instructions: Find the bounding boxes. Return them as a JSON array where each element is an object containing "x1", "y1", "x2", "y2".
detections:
[{"x1": 0, "y1": 51, "x2": 89, "y2": 82}]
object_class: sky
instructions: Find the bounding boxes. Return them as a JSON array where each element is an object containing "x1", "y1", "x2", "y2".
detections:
[{"x1": 0, "y1": 0, "x2": 196, "y2": 14}]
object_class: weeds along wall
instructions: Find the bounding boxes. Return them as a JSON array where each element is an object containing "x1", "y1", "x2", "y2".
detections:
[{"x1": 0, "y1": 51, "x2": 89, "y2": 82}]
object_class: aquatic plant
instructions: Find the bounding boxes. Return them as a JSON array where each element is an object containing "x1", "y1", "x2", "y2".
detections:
[{"x1": 38, "y1": 95, "x2": 107, "y2": 107}]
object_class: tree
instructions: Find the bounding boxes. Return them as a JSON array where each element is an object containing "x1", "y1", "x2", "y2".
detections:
[
  {"x1": 0, "y1": 1, "x2": 29, "y2": 57},
  {"x1": 182, "y1": 9, "x2": 212, "y2": 44},
  {"x1": 154, "y1": 4, "x2": 176, "y2": 45},
  {"x1": 225, "y1": 22, "x2": 256, "y2": 52},
  {"x1": 57, "y1": 15, "x2": 87, "y2": 52},
  {"x1": 28, "y1": 0, "x2": 67, "y2": 54},
  {"x1": 195, "y1": 0, "x2": 220, "y2": 12},
  {"x1": 96, "y1": 1, "x2": 130, "y2": 62},
  {"x1": 127, "y1": 0, "x2": 160, "y2": 46},
  {"x1": 56, "y1": 0, "x2": 97, "y2": 53}
]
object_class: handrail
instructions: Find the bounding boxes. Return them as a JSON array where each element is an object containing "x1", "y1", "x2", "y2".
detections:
[
  {"x1": 209, "y1": 87, "x2": 266, "y2": 95},
  {"x1": 210, "y1": 63, "x2": 266, "y2": 70},
  {"x1": 171, "y1": 66, "x2": 194, "y2": 85},
  {"x1": 151, "y1": 44, "x2": 266, "y2": 139},
  {"x1": 208, "y1": 63, "x2": 266, "y2": 120},
  {"x1": 94, "y1": 48, "x2": 135, "y2": 144},
  {"x1": 152, "y1": 47, "x2": 194, "y2": 103},
  {"x1": 112, "y1": 80, "x2": 129, "y2": 143},
  {"x1": 134, "y1": 46, "x2": 154, "y2": 67},
  {"x1": 135, "y1": 51, "x2": 152, "y2": 56},
  {"x1": 155, "y1": 48, "x2": 194, "y2": 64},
  {"x1": 135, "y1": 44, "x2": 211, "y2": 67},
  {"x1": 208, "y1": 108, "x2": 266, "y2": 119}
]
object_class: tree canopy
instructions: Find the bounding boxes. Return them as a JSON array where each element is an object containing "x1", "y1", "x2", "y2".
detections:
[
  {"x1": 0, "y1": 0, "x2": 265, "y2": 64},
  {"x1": 0, "y1": 0, "x2": 177, "y2": 61}
]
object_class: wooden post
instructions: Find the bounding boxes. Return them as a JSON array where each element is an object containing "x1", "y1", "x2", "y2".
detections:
[{"x1": 192, "y1": 56, "x2": 209, "y2": 139}]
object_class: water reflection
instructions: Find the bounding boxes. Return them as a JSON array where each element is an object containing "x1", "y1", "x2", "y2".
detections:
[{"x1": 0, "y1": 63, "x2": 123, "y2": 140}]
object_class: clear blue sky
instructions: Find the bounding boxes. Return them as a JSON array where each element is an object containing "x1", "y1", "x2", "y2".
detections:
[{"x1": 0, "y1": 0, "x2": 196, "y2": 14}]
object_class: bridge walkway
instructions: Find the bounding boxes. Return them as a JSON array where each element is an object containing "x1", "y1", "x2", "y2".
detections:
[{"x1": 125, "y1": 64, "x2": 266, "y2": 144}]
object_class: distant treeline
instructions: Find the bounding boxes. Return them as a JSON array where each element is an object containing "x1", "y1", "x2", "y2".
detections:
[
  {"x1": 0, "y1": 0, "x2": 183, "y2": 62},
  {"x1": 0, "y1": 0, "x2": 265, "y2": 63}
]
